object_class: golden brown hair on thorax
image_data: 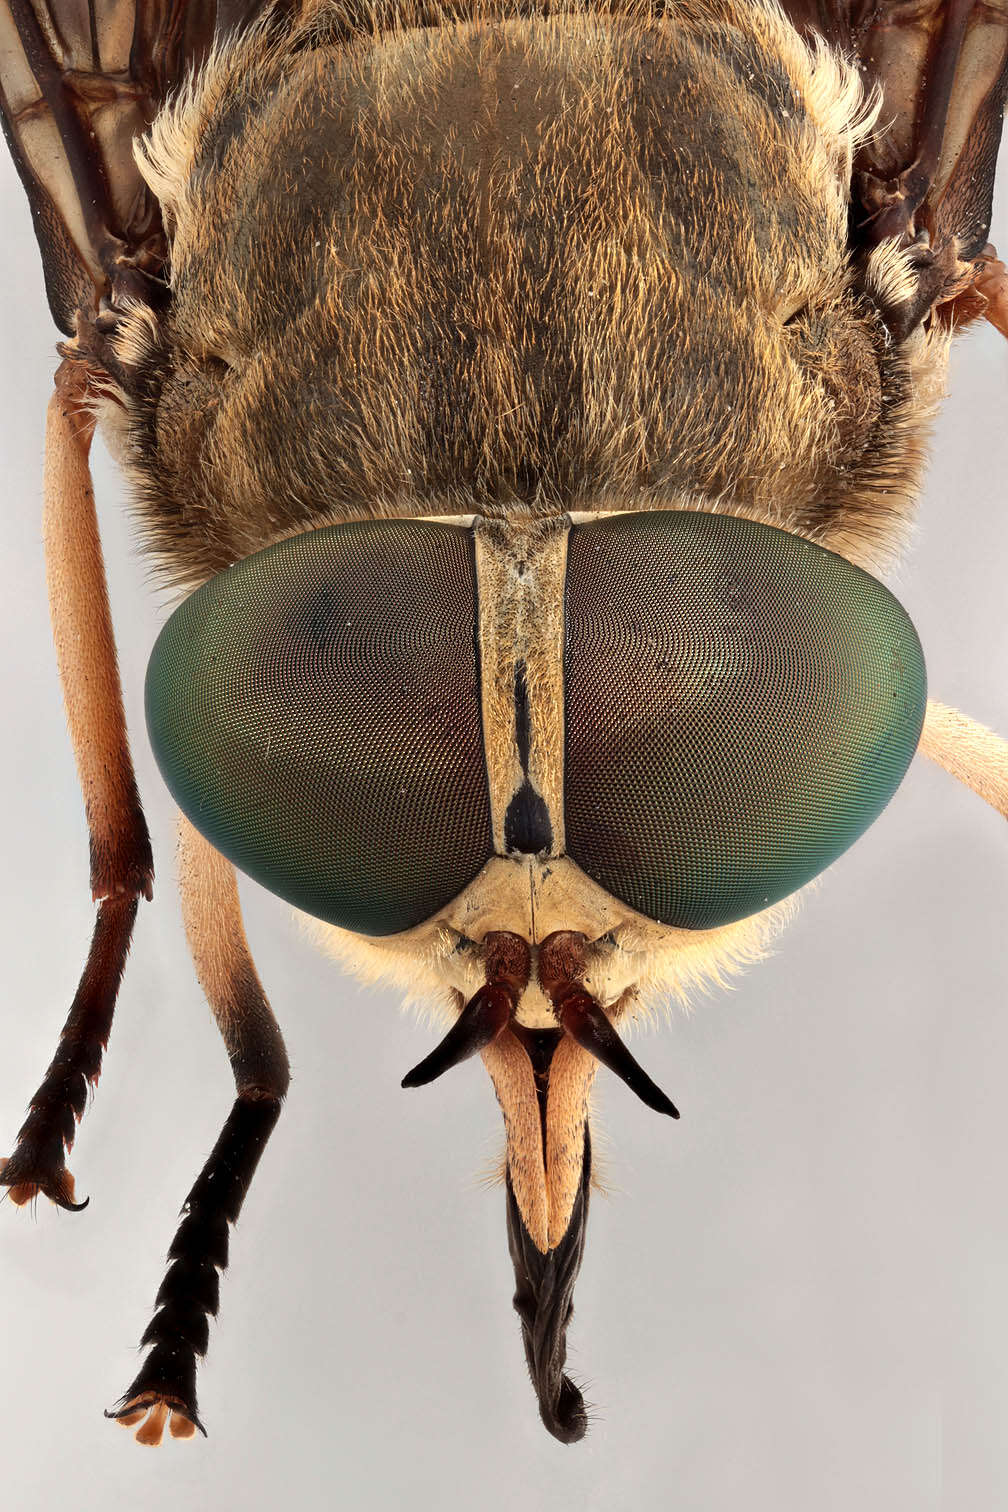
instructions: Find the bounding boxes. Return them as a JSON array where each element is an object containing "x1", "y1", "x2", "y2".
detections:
[{"x1": 110, "y1": 0, "x2": 939, "y2": 591}]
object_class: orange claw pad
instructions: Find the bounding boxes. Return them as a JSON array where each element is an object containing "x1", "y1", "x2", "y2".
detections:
[
  {"x1": 0, "y1": 1159, "x2": 84, "y2": 1209},
  {"x1": 110, "y1": 1394, "x2": 200, "y2": 1445}
]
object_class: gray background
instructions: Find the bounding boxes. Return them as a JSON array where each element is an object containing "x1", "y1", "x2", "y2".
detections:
[{"x1": 1, "y1": 129, "x2": 1006, "y2": 1512}]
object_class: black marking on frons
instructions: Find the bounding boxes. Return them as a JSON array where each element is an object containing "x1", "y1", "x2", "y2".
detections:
[
  {"x1": 505, "y1": 661, "x2": 553, "y2": 854},
  {"x1": 505, "y1": 781, "x2": 553, "y2": 855},
  {"x1": 514, "y1": 662, "x2": 532, "y2": 774}
]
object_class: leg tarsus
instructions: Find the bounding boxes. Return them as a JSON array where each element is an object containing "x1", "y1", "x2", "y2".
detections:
[
  {"x1": 108, "y1": 1092, "x2": 283, "y2": 1444},
  {"x1": 1, "y1": 893, "x2": 140, "y2": 1211},
  {"x1": 108, "y1": 820, "x2": 291, "y2": 1444}
]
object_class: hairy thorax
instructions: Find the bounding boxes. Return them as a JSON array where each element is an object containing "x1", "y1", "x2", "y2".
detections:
[{"x1": 111, "y1": 0, "x2": 949, "y2": 591}]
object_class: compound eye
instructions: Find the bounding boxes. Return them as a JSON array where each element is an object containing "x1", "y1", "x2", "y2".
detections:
[
  {"x1": 563, "y1": 511, "x2": 926, "y2": 929},
  {"x1": 145, "y1": 520, "x2": 493, "y2": 935}
]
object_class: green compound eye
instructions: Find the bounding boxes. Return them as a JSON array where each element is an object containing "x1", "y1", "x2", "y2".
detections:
[
  {"x1": 563, "y1": 510, "x2": 927, "y2": 930},
  {"x1": 145, "y1": 520, "x2": 493, "y2": 936}
]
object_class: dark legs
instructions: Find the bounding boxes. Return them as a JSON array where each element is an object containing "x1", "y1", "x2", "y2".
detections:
[
  {"x1": 2, "y1": 363, "x2": 153, "y2": 1208},
  {"x1": 107, "y1": 816, "x2": 290, "y2": 1444},
  {"x1": 108, "y1": 1096, "x2": 282, "y2": 1442},
  {"x1": 1, "y1": 897, "x2": 141, "y2": 1208}
]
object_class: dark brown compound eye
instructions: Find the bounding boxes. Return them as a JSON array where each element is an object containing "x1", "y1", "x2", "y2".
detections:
[
  {"x1": 563, "y1": 510, "x2": 927, "y2": 930},
  {"x1": 145, "y1": 520, "x2": 493, "y2": 935}
]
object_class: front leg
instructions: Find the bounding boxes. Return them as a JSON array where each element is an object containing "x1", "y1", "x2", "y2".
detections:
[
  {"x1": 107, "y1": 815, "x2": 290, "y2": 1443},
  {"x1": 1, "y1": 360, "x2": 153, "y2": 1209}
]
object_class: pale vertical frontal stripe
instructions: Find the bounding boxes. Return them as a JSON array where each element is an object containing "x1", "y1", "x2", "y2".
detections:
[{"x1": 474, "y1": 519, "x2": 569, "y2": 855}]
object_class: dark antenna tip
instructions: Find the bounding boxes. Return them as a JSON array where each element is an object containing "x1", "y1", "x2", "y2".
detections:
[
  {"x1": 556, "y1": 988, "x2": 680, "y2": 1120},
  {"x1": 400, "y1": 983, "x2": 513, "y2": 1089}
]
